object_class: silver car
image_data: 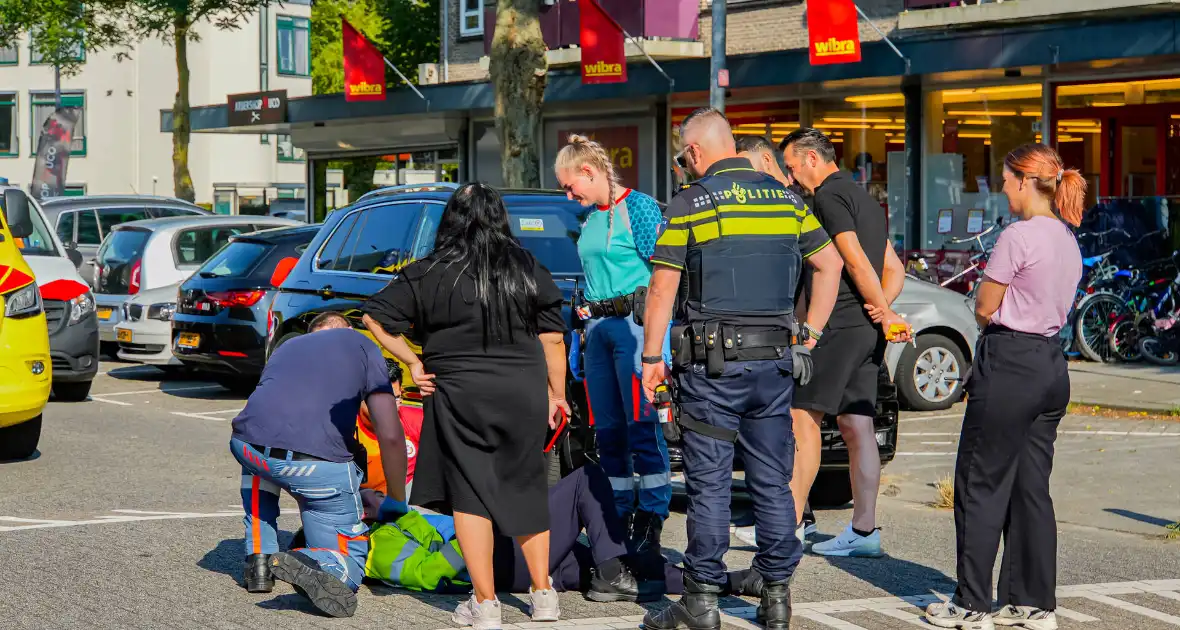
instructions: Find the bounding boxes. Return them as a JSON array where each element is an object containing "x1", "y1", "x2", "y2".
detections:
[
  {"x1": 40, "y1": 195, "x2": 209, "y2": 273},
  {"x1": 91, "y1": 215, "x2": 301, "y2": 348},
  {"x1": 886, "y1": 276, "x2": 980, "y2": 411},
  {"x1": 113, "y1": 283, "x2": 184, "y2": 368}
]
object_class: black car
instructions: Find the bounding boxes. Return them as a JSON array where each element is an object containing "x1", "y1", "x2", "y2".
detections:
[
  {"x1": 172, "y1": 224, "x2": 320, "y2": 393},
  {"x1": 264, "y1": 183, "x2": 898, "y2": 506}
]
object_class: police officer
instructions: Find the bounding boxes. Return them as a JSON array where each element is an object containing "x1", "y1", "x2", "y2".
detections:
[{"x1": 639, "y1": 108, "x2": 842, "y2": 630}]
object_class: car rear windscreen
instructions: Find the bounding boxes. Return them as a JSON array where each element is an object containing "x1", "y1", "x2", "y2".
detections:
[
  {"x1": 95, "y1": 228, "x2": 150, "y2": 294},
  {"x1": 196, "y1": 241, "x2": 271, "y2": 279},
  {"x1": 507, "y1": 204, "x2": 587, "y2": 277}
]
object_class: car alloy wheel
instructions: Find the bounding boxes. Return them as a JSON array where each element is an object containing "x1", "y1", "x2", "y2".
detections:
[{"x1": 913, "y1": 346, "x2": 961, "y2": 404}]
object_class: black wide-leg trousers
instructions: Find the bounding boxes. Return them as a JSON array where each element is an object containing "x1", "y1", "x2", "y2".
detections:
[{"x1": 952, "y1": 324, "x2": 1070, "y2": 613}]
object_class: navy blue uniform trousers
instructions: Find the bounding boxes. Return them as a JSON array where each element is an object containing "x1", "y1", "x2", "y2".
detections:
[{"x1": 675, "y1": 358, "x2": 802, "y2": 585}]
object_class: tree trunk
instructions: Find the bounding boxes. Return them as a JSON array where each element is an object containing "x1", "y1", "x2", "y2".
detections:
[
  {"x1": 489, "y1": 0, "x2": 547, "y2": 188},
  {"x1": 172, "y1": 15, "x2": 196, "y2": 203}
]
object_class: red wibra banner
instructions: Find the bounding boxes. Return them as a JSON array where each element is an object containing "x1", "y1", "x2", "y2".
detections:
[
  {"x1": 807, "y1": 0, "x2": 862, "y2": 66},
  {"x1": 579, "y1": 0, "x2": 626, "y2": 85},
  {"x1": 343, "y1": 18, "x2": 386, "y2": 101}
]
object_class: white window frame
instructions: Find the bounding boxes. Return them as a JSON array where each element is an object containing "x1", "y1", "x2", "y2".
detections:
[{"x1": 459, "y1": 0, "x2": 484, "y2": 37}]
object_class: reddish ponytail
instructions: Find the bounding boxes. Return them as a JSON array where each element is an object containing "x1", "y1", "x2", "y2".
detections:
[{"x1": 1005, "y1": 144, "x2": 1088, "y2": 227}]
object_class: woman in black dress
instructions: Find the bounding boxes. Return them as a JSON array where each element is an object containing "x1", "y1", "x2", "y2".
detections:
[{"x1": 361, "y1": 183, "x2": 570, "y2": 629}]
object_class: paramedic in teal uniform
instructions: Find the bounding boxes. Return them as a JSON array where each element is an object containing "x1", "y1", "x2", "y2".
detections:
[{"x1": 555, "y1": 134, "x2": 672, "y2": 561}]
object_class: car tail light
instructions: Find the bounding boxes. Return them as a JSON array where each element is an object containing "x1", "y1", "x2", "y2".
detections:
[
  {"x1": 207, "y1": 290, "x2": 266, "y2": 307},
  {"x1": 129, "y1": 260, "x2": 142, "y2": 295}
]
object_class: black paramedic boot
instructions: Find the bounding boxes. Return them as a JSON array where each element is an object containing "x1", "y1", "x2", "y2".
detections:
[
  {"x1": 587, "y1": 560, "x2": 640, "y2": 602},
  {"x1": 642, "y1": 574, "x2": 722, "y2": 630},
  {"x1": 243, "y1": 553, "x2": 274, "y2": 593},
  {"x1": 629, "y1": 510, "x2": 665, "y2": 556},
  {"x1": 757, "y1": 579, "x2": 793, "y2": 630},
  {"x1": 269, "y1": 551, "x2": 358, "y2": 618}
]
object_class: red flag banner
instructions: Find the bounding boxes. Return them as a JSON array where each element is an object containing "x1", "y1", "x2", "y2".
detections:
[
  {"x1": 579, "y1": 0, "x2": 626, "y2": 85},
  {"x1": 343, "y1": 18, "x2": 386, "y2": 101},
  {"x1": 807, "y1": 0, "x2": 862, "y2": 66}
]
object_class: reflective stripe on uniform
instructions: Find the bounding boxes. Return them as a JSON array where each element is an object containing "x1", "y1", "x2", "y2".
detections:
[
  {"x1": 638, "y1": 472, "x2": 671, "y2": 489},
  {"x1": 441, "y1": 540, "x2": 465, "y2": 572},
  {"x1": 609, "y1": 476, "x2": 634, "y2": 492},
  {"x1": 388, "y1": 540, "x2": 420, "y2": 579}
]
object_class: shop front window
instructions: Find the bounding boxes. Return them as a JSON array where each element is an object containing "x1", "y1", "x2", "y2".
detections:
[
  {"x1": 310, "y1": 148, "x2": 461, "y2": 222},
  {"x1": 925, "y1": 84, "x2": 1043, "y2": 251},
  {"x1": 810, "y1": 93, "x2": 906, "y2": 248},
  {"x1": 1054, "y1": 118, "x2": 1102, "y2": 209},
  {"x1": 1056, "y1": 77, "x2": 1180, "y2": 109}
]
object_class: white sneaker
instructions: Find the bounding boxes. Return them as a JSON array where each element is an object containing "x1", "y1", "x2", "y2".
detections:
[
  {"x1": 993, "y1": 605, "x2": 1058, "y2": 630},
  {"x1": 925, "y1": 601, "x2": 995, "y2": 630},
  {"x1": 809, "y1": 523, "x2": 884, "y2": 558},
  {"x1": 529, "y1": 577, "x2": 561, "y2": 622},
  {"x1": 453, "y1": 594, "x2": 502, "y2": 630}
]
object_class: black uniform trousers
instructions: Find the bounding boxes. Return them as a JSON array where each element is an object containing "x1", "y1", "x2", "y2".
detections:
[{"x1": 953, "y1": 324, "x2": 1069, "y2": 613}]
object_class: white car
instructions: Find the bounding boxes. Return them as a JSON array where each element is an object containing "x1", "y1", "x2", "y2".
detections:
[
  {"x1": 90, "y1": 215, "x2": 300, "y2": 351},
  {"x1": 112, "y1": 283, "x2": 182, "y2": 367}
]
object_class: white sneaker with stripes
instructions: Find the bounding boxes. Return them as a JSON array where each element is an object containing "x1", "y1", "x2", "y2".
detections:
[
  {"x1": 993, "y1": 605, "x2": 1058, "y2": 630},
  {"x1": 925, "y1": 601, "x2": 996, "y2": 630}
]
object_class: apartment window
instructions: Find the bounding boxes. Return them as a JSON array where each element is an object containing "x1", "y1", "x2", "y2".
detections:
[
  {"x1": 0, "y1": 93, "x2": 16, "y2": 156},
  {"x1": 28, "y1": 33, "x2": 85, "y2": 65},
  {"x1": 0, "y1": 44, "x2": 17, "y2": 65},
  {"x1": 276, "y1": 134, "x2": 305, "y2": 162},
  {"x1": 277, "y1": 16, "x2": 310, "y2": 77},
  {"x1": 460, "y1": 0, "x2": 484, "y2": 37},
  {"x1": 30, "y1": 92, "x2": 86, "y2": 156}
]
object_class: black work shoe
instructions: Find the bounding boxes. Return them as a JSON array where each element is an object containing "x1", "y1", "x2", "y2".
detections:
[
  {"x1": 642, "y1": 574, "x2": 722, "y2": 630},
  {"x1": 269, "y1": 551, "x2": 358, "y2": 618},
  {"x1": 243, "y1": 553, "x2": 274, "y2": 593},
  {"x1": 587, "y1": 564, "x2": 640, "y2": 602},
  {"x1": 629, "y1": 511, "x2": 665, "y2": 557},
  {"x1": 757, "y1": 579, "x2": 793, "y2": 630}
]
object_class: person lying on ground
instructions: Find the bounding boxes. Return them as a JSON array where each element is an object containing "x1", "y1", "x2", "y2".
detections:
[{"x1": 361, "y1": 463, "x2": 765, "y2": 600}]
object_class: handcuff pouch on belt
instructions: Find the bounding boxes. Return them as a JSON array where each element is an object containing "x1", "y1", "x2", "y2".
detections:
[{"x1": 674, "y1": 321, "x2": 792, "y2": 378}]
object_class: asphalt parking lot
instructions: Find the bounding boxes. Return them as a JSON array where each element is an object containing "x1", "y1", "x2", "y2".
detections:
[{"x1": 2, "y1": 361, "x2": 1179, "y2": 629}]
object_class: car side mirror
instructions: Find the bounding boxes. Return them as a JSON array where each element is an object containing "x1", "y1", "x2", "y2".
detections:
[
  {"x1": 65, "y1": 243, "x2": 83, "y2": 269},
  {"x1": 270, "y1": 256, "x2": 299, "y2": 288},
  {"x1": 2, "y1": 189, "x2": 34, "y2": 239}
]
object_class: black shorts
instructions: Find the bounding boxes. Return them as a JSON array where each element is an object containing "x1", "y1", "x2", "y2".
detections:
[{"x1": 794, "y1": 325, "x2": 886, "y2": 417}]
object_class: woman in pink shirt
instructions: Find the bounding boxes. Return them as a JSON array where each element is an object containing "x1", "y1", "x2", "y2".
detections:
[{"x1": 926, "y1": 144, "x2": 1087, "y2": 630}]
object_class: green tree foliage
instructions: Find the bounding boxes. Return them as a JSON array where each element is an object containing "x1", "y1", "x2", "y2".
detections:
[
  {"x1": 311, "y1": 0, "x2": 387, "y2": 96},
  {"x1": 377, "y1": 0, "x2": 438, "y2": 85},
  {"x1": 0, "y1": 0, "x2": 132, "y2": 75}
]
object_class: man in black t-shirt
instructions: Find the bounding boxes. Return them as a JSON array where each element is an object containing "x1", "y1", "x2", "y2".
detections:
[{"x1": 780, "y1": 128, "x2": 909, "y2": 559}]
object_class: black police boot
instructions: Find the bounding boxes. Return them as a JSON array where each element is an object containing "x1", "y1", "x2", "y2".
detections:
[
  {"x1": 243, "y1": 553, "x2": 273, "y2": 593},
  {"x1": 586, "y1": 560, "x2": 640, "y2": 602},
  {"x1": 756, "y1": 579, "x2": 793, "y2": 630},
  {"x1": 269, "y1": 551, "x2": 358, "y2": 618},
  {"x1": 642, "y1": 574, "x2": 722, "y2": 630},
  {"x1": 629, "y1": 510, "x2": 665, "y2": 556}
]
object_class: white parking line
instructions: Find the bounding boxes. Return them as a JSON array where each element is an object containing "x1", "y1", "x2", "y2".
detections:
[
  {"x1": 897, "y1": 452, "x2": 956, "y2": 456},
  {"x1": 97, "y1": 385, "x2": 223, "y2": 397},
  {"x1": 476, "y1": 580, "x2": 1180, "y2": 630},
  {"x1": 88, "y1": 396, "x2": 133, "y2": 406},
  {"x1": 0, "y1": 509, "x2": 241, "y2": 532},
  {"x1": 170, "y1": 410, "x2": 240, "y2": 422},
  {"x1": 921, "y1": 441, "x2": 954, "y2": 445}
]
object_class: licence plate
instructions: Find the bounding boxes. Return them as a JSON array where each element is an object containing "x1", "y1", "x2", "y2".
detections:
[
  {"x1": 116, "y1": 329, "x2": 132, "y2": 343},
  {"x1": 97, "y1": 307, "x2": 113, "y2": 320},
  {"x1": 177, "y1": 332, "x2": 201, "y2": 349}
]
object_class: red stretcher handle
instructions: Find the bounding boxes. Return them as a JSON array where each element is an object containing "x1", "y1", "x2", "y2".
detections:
[{"x1": 544, "y1": 408, "x2": 569, "y2": 453}]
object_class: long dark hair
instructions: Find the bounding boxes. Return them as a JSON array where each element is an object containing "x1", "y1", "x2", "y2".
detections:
[{"x1": 432, "y1": 183, "x2": 540, "y2": 342}]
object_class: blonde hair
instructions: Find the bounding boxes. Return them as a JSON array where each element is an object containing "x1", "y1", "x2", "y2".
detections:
[
  {"x1": 555, "y1": 134, "x2": 620, "y2": 206},
  {"x1": 1005, "y1": 143, "x2": 1088, "y2": 227}
]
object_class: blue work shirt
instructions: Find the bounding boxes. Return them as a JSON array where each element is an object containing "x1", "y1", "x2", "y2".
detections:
[{"x1": 231, "y1": 327, "x2": 394, "y2": 463}]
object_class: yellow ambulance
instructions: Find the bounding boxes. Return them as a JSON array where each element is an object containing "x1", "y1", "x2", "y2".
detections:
[{"x1": 0, "y1": 187, "x2": 52, "y2": 460}]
